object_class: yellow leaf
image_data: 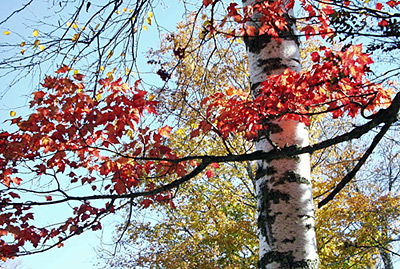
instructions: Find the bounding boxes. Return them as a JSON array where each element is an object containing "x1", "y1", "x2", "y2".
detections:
[
  {"x1": 143, "y1": 25, "x2": 148, "y2": 31},
  {"x1": 33, "y1": 30, "x2": 39, "y2": 37},
  {"x1": 148, "y1": 12, "x2": 153, "y2": 18},
  {"x1": 3, "y1": 30, "x2": 10, "y2": 35},
  {"x1": 146, "y1": 17, "x2": 152, "y2": 25},
  {"x1": 10, "y1": 111, "x2": 16, "y2": 117},
  {"x1": 39, "y1": 45, "x2": 45, "y2": 51},
  {"x1": 148, "y1": 94, "x2": 156, "y2": 101},
  {"x1": 72, "y1": 33, "x2": 80, "y2": 42},
  {"x1": 108, "y1": 50, "x2": 113, "y2": 58},
  {"x1": 20, "y1": 42, "x2": 26, "y2": 47},
  {"x1": 125, "y1": 67, "x2": 130, "y2": 76},
  {"x1": 74, "y1": 69, "x2": 79, "y2": 75},
  {"x1": 123, "y1": 7, "x2": 127, "y2": 13},
  {"x1": 33, "y1": 39, "x2": 40, "y2": 48},
  {"x1": 96, "y1": 94, "x2": 102, "y2": 101},
  {"x1": 100, "y1": 66, "x2": 105, "y2": 71},
  {"x1": 21, "y1": 49, "x2": 25, "y2": 55},
  {"x1": 72, "y1": 23, "x2": 78, "y2": 29},
  {"x1": 116, "y1": 10, "x2": 120, "y2": 14},
  {"x1": 175, "y1": 128, "x2": 185, "y2": 136}
]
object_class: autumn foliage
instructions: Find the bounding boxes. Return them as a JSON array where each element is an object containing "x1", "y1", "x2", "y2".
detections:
[{"x1": 1, "y1": 0, "x2": 400, "y2": 263}]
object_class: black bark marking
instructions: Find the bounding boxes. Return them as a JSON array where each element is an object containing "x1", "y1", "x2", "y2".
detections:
[
  {"x1": 283, "y1": 237, "x2": 296, "y2": 244},
  {"x1": 258, "y1": 251, "x2": 319, "y2": 269},
  {"x1": 244, "y1": 33, "x2": 273, "y2": 54},
  {"x1": 273, "y1": 171, "x2": 311, "y2": 186},
  {"x1": 258, "y1": 58, "x2": 289, "y2": 73}
]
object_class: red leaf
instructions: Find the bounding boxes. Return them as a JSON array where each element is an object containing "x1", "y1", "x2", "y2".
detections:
[
  {"x1": 141, "y1": 198, "x2": 153, "y2": 208},
  {"x1": 203, "y1": 0, "x2": 213, "y2": 7},
  {"x1": 387, "y1": 0, "x2": 400, "y2": 8},
  {"x1": 56, "y1": 64, "x2": 69, "y2": 74},
  {"x1": 9, "y1": 192, "x2": 20, "y2": 199},
  {"x1": 246, "y1": 25, "x2": 257, "y2": 36},
  {"x1": 322, "y1": 5, "x2": 334, "y2": 15},
  {"x1": 190, "y1": 128, "x2": 200, "y2": 138},
  {"x1": 378, "y1": 19, "x2": 388, "y2": 27},
  {"x1": 206, "y1": 169, "x2": 215, "y2": 178},
  {"x1": 11, "y1": 177, "x2": 22, "y2": 185},
  {"x1": 46, "y1": 196, "x2": 52, "y2": 201},
  {"x1": 376, "y1": 3, "x2": 383, "y2": 10},
  {"x1": 73, "y1": 73, "x2": 84, "y2": 81},
  {"x1": 311, "y1": 52, "x2": 320, "y2": 62},
  {"x1": 114, "y1": 179, "x2": 127, "y2": 195},
  {"x1": 211, "y1": 163, "x2": 220, "y2": 168}
]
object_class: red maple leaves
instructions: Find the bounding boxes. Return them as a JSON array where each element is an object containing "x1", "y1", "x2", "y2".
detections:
[
  {"x1": 0, "y1": 66, "x2": 181, "y2": 259},
  {"x1": 191, "y1": 45, "x2": 393, "y2": 141}
]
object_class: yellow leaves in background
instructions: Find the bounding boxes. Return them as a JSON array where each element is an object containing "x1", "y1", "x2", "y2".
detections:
[
  {"x1": 10, "y1": 111, "x2": 16, "y2": 117},
  {"x1": 143, "y1": 12, "x2": 153, "y2": 31},
  {"x1": 3, "y1": 30, "x2": 10, "y2": 35},
  {"x1": 32, "y1": 30, "x2": 39, "y2": 37}
]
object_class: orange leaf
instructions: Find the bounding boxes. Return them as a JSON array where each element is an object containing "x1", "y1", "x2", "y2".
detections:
[{"x1": 158, "y1": 125, "x2": 172, "y2": 138}]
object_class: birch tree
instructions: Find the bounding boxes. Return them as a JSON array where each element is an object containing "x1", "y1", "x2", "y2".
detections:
[{"x1": 242, "y1": 1, "x2": 318, "y2": 267}]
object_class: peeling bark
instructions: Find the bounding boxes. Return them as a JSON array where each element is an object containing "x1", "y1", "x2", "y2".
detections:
[{"x1": 242, "y1": 0, "x2": 319, "y2": 268}]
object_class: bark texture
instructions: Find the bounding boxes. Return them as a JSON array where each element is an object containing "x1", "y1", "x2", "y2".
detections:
[{"x1": 242, "y1": 1, "x2": 319, "y2": 268}]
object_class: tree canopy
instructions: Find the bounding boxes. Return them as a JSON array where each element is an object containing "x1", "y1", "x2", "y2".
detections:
[{"x1": 1, "y1": 0, "x2": 400, "y2": 267}]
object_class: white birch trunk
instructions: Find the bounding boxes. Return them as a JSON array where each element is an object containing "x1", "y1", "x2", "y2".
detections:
[{"x1": 242, "y1": 1, "x2": 319, "y2": 268}]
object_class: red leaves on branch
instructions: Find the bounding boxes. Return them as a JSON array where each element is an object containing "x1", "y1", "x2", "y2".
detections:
[
  {"x1": 227, "y1": 3, "x2": 242, "y2": 23},
  {"x1": 0, "y1": 65, "x2": 184, "y2": 259},
  {"x1": 192, "y1": 45, "x2": 393, "y2": 141}
]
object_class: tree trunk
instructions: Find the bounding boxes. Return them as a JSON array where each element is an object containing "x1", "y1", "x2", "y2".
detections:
[{"x1": 242, "y1": 1, "x2": 319, "y2": 268}]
